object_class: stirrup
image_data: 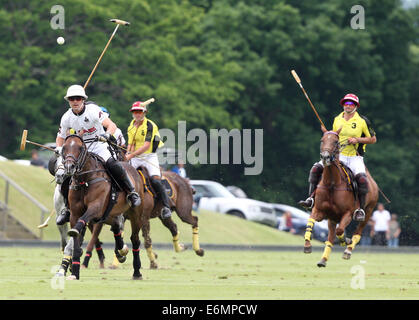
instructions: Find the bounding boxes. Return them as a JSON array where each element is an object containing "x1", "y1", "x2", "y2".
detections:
[
  {"x1": 161, "y1": 207, "x2": 172, "y2": 220},
  {"x1": 353, "y1": 208, "x2": 366, "y2": 222},
  {"x1": 127, "y1": 192, "x2": 141, "y2": 207},
  {"x1": 298, "y1": 197, "x2": 314, "y2": 209}
]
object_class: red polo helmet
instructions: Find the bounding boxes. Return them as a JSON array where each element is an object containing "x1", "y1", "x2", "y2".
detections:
[
  {"x1": 130, "y1": 101, "x2": 147, "y2": 112},
  {"x1": 340, "y1": 93, "x2": 360, "y2": 107}
]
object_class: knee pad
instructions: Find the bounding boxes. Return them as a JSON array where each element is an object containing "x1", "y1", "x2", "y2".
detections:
[
  {"x1": 355, "y1": 173, "x2": 369, "y2": 194},
  {"x1": 309, "y1": 164, "x2": 324, "y2": 184}
]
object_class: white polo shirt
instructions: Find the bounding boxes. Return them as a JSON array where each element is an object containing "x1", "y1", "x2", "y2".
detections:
[{"x1": 372, "y1": 209, "x2": 391, "y2": 232}]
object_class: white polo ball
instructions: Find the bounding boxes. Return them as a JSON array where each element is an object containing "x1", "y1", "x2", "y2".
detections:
[{"x1": 57, "y1": 37, "x2": 65, "y2": 45}]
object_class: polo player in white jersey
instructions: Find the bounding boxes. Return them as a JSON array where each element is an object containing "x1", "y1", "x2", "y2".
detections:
[{"x1": 55, "y1": 84, "x2": 141, "y2": 224}]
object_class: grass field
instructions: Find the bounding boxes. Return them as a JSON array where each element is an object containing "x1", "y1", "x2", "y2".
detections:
[{"x1": 0, "y1": 247, "x2": 418, "y2": 300}]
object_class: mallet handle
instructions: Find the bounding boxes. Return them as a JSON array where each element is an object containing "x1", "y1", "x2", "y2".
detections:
[
  {"x1": 27, "y1": 140, "x2": 56, "y2": 152},
  {"x1": 291, "y1": 70, "x2": 327, "y2": 130},
  {"x1": 84, "y1": 24, "x2": 120, "y2": 89}
]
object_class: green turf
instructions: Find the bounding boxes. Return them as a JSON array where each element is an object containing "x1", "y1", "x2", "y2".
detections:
[
  {"x1": 0, "y1": 247, "x2": 418, "y2": 300},
  {"x1": 0, "y1": 160, "x2": 321, "y2": 246}
]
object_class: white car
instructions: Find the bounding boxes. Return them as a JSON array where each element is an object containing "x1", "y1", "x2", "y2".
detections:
[
  {"x1": 190, "y1": 180, "x2": 278, "y2": 228},
  {"x1": 273, "y1": 203, "x2": 329, "y2": 241}
]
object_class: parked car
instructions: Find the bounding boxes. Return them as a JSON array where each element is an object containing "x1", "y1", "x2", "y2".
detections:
[
  {"x1": 273, "y1": 203, "x2": 328, "y2": 242},
  {"x1": 190, "y1": 180, "x2": 278, "y2": 228}
]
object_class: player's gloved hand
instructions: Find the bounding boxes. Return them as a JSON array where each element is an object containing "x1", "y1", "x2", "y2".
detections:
[
  {"x1": 55, "y1": 146, "x2": 62, "y2": 156},
  {"x1": 98, "y1": 133, "x2": 111, "y2": 142}
]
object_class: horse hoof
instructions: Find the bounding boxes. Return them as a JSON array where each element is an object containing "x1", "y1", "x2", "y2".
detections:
[
  {"x1": 118, "y1": 244, "x2": 129, "y2": 257},
  {"x1": 317, "y1": 259, "x2": 327, "y2": 268},
  {"x1": 132, "y1": 275, "x2": 143, "y2": 280},
  {"x1": 342, "y1": 251, "x2": 352, "y2": 260},
  {"x1": 195, "y1": 249, "x2": 205, "y2": 257},
  {"x1": 99, "y1": 262, "x2": 105, "y2": 269},
  {"x1": 67, "y1": 228, "x2": 79, "y2": 237},
  {"x1": 108, "y1": 264, "x2": 119, "y2": 270},
  {"x1": 304, "y1": 246, "x2": 312, "y2": 254},
  {"x1": 81, "y1": 264, "x2": 87, "y2": 269},
  {"x1": 66, "y1": 275, "x2": 78, "y2": 280},
  {"x1": 117, "y1": 255, "x2": 127, "y2": 263},
  {"x1": 150, "y1": 262, "x2": 158, "y2": 269}
]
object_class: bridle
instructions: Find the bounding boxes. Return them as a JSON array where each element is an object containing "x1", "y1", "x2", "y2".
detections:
[
  {"x1": 62, "y1": 135, "x2": 89, "y2": 176},
  {"x1": 320, "y1": 131, "x2": 341, "y2": 163}
]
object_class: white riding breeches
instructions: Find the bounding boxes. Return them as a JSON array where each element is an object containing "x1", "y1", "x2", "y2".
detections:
[
  {"x1": 316, "y1": 154, "x2": 366, "y2": 176},
  {"x1": 86, "y1": 141, "x2": 113, "y2": 162},
  {"x1": 129, "y1": 153, "x2": 161, "y2": 177}
]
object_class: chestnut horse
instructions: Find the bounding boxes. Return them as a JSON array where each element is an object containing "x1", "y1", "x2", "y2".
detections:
[
  {"x1": 56, "y1": 135, "x2": 152, "y2": 280},
  {"x1": 138, "y1": 169, "x2": 204, "y2": 269},
  {"x1": 303, "y1": 127, "x2": 378, "y2": 267}
]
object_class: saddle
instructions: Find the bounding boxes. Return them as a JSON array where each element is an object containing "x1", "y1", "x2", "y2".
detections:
[
  {"x1": 135, "y1": 166, "x2": 174, "y2": 200},
  {"x1": 338, "y1": 161, "x2": 358, "y2": 199}
]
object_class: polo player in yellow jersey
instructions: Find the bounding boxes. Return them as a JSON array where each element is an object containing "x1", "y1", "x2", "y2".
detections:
[
  {"x1": 125, "y1": 101, "x2": 172, "y2": 220},
  {"x1": 299, "y1": 93, "x2": 377, "y2": 221}
]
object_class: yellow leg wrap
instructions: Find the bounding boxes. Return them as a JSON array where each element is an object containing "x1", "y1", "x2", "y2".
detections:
[
  {"x1": 192, "y1": 227, "x2": 200, "y2": 251},
  {"x1": 111, "y1": 254, "x2": 120, "y2": 267},
  {"x1": 321, "y1": 241, "x2": 333, "y2": 261},
  {"x1": 336, "y1": 233, "x2": 346, "y2": 246},
  {"x1": 304, "y1": 218, "x2": 316, "y2": 241},
  {"x1": 146, "y1": 245, "x2": 156, "y2": 262},
  {"x1": 348, "y1": 234, "x2": 361, "y2": 250},
  {"x1": 173, "y1": 231, "x2": 182, "y2": 252}
]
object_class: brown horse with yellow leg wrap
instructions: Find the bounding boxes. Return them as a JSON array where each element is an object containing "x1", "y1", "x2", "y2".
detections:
[
  {"x1": 136, "y1": 169, "x2": 204, "y2": 269},
  {"x1": 303, "y1": 128, "x2": 378, "y2": 267}
]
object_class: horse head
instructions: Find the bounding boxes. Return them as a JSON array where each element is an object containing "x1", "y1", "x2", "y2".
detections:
[
  {"x1": 62, "y1": 135, "x2": 88, "y2": 176},
  {"x1": 320, "y1": 126, "x2": 341, "y2": 167}
]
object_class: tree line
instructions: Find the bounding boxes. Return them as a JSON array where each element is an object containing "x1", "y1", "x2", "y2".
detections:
[{"x1": 1, "y1": 0, "x2": 418, "y2": 243}]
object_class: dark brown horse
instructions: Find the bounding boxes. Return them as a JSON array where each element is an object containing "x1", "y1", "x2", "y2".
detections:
[
  {"x1": 138, "y1": 169, "x2": 204, "y2": 269},
  {"x1": 303, "y1": 127, "x2": 378, "y2": 267},
  {"x1": 56, "y1": 135, "x2": 151, "y2": 280}
]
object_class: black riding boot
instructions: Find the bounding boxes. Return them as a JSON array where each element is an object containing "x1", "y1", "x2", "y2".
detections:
[
  {"x1": 150, "y1": 177, "x2": 172, "y2": 219},
  {"x1": 353, "y1": 173, "x2": 369, "y2": 221},
  {"x1": 56, "y1": 207, "x2": 70, "y2": 225},
  {"x1": 106, "y1": 158, "x2": 141, "y2": 207},
  {"x1": 298, "y1": 163, "x2": 323, "y2": 209}
]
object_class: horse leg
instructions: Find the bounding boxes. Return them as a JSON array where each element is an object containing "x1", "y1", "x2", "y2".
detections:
[
  {"x1": 81, "y1": 224, "x2": 95, "y2": 269},
  {"x1": 67, "y1": 225, "x2": 87, "y2": 280},
  {"x1": 175, "y1": 204, "x2": 204, "y2": 257},
  {"x1": 141, "y1": 220, "x2": 158, "y2": 269},
  {"x1": 57, "y1": 224, "x2": 68, "y2": 252},
  {"x1": 56, "y1": 237, "x2": 74, "y2": 277},
  {"x1": 303, "y1": 209, "x2": 324, "y2": 253},
  {"x1": 317, "y1": 221, "x2": 337, "y2": 267},
  {"x1": 95, "y1": 239, "x2": 105, "y2": 269},
  {"x1": 111, "y1": 221, "x2": 129, "y2": 263},
  {"x1": 159, "y1": 216, "x2": 185, "y2": 252},
  {"x1": 130, "y1": 215, "x2": 143, "y2": 280},
  {"x1": 343, "y1": 222, "x2": 366, "y2": 260},
  {"x1": 335, "y1": 211, "x2": 356, "y2": 260}
]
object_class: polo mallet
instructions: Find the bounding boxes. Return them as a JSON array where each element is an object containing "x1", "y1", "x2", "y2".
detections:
[
  {"x1": 37, "y1": 209, "x2": 56, "y2": 229},
  {"x1": 83, "y1": 18, "x2": 130, "y2": 89},
  {"x1": 20, "y1": 130, "x2": 56, "y2": 152},
  {"x1": 291, "y1": 70, "x2": 327, "y2": 130}
]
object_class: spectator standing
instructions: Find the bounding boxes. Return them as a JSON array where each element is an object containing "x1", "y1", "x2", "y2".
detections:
[
  {"x1": 388, "y1": 214, "x2": 401, "y2": 248},
  {"x1": 171, "y1": 161, "x2": 187, "y2": 178},
  {"x1": 371, "y1": 203, "x2": 391, "y2": 246}
]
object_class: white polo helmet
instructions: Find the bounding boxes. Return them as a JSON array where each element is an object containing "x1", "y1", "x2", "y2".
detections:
[{"x1": 64, "y1": 85, "x2": 88, "y2": 101}]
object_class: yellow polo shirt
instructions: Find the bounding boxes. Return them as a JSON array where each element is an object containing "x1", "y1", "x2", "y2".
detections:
[
  {"x1": 127, "y1": 117, "x2": 163, "y2": 154},
  {"x1": 332, "y1": 111, "x2": 375, "y2": 157}
]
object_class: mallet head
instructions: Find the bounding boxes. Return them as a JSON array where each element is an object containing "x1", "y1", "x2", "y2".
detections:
[
  {"x1": 110, "y1": 19, "x2": 130, "y2": 26},
  {"x1": 20, "y1": 130, "x2": 28, "y2": 151}
]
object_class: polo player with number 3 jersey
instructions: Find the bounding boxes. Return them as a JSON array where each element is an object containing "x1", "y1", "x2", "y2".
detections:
[
  {"x1": 299, "y1": 93, "x2": 377, "y2": 221},
  {"x1": 55, "y1": 85, "x2": 141, "y2": 225}
]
